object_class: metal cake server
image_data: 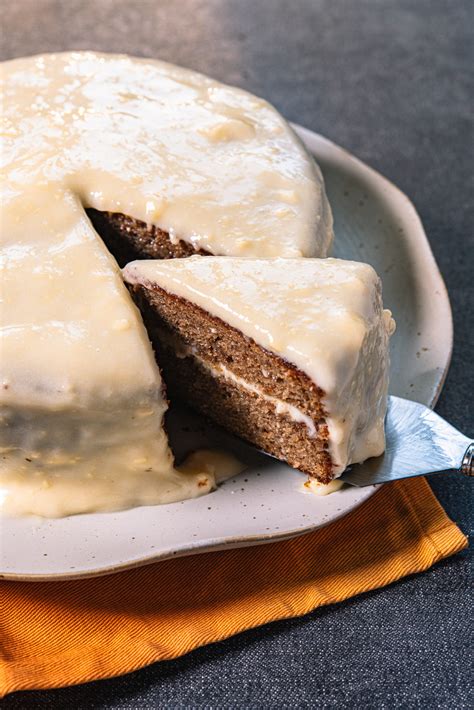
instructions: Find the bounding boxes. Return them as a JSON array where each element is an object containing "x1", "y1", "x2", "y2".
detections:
[
  {"x1": 341, "y1": 396, "x2": 473, "y2": 487},
  {"x1": 169, "y1": 396, "x2": 472, "y2": 489}
]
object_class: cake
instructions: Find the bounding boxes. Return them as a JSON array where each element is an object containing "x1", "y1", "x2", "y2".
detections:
[
  {"x1": 0, "y1": 52, "x2": 334, "y2": 517},
  {"x1": 124, "y1": 257, "x2": 396, "y2": 482},
  {"x1": 2, "y1": 52, "x2": 333, "y2": 262}
]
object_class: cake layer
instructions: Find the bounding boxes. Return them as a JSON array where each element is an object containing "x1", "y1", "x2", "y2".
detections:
[
  {"x1": 86, "y1": 209, "x2": 210, "y2": 267},
  {"x1": 124, "y1": 257, "x2": 396, "y2": 478}
]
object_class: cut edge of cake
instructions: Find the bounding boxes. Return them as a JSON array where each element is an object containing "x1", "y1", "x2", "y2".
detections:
[
  {"x1": 123, "y1": 256, "x2": 396, "y2": 484},
  {"x1": 87, "y1": 209, "x2": 211, "y2": 268}
]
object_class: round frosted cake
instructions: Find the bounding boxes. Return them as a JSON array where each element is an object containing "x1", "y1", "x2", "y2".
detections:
[{"x1": 0, "y1": 52, "x2": 393, "y2": 518}]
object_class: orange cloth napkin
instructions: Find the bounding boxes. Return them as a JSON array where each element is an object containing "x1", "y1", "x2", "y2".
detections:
[{"x1": 0, "y1": 477, "x2": 467, "y2": 697}]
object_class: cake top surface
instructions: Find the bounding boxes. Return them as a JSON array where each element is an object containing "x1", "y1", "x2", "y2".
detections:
[
  {"x1": 1, "y1": 51, "x2": 332, "y2": 258},
  {"x1": 124, "y1": 256, "x2": 395, "y2": 395}
]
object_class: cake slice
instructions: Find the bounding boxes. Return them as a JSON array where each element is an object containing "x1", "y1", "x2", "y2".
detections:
[{"x1": 124, "y1": 257, "x2": 395, "y2": 482}]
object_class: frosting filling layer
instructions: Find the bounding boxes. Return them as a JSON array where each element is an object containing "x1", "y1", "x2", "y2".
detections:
[{"x1": 219, "y1": 364, "x2": 317, "y2": 437}]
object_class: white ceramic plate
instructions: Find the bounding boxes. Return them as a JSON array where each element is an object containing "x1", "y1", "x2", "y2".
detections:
[{"x1": 0, "y1": 126, "x2": 452, "y2": 581}]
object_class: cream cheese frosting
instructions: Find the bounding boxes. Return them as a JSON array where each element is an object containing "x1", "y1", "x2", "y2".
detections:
[
  {"x1": 124, "y1": 257, "x2": 396, "y2": 475},
  {"x1": 1, "y1": 51, "x2": 333, "y2": 257},
  {"x1": 1, "y1": 52, "x2": 332, "y2": 517}
]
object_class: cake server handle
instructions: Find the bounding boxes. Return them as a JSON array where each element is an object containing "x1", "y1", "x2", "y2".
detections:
[
  {"x1": 341, "y1": 396, "x2": 473, "y2": 487},
  {"x1": 461, "y1": 443, "x2": 474, "y2": 476}
]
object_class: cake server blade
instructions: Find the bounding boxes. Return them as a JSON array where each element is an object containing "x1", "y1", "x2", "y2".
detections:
[{"x1": 341, "y1": 396, "x2": 473, "y2": 487}]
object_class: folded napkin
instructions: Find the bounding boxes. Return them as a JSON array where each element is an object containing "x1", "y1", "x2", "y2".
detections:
[{"x1": 0, "y1": 477, "x2": 467, "y2": 697}]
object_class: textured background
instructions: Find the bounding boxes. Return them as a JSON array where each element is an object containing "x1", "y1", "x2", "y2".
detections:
[{"x1": 1, "y1": 0, "x2": 473, "y2": 707}]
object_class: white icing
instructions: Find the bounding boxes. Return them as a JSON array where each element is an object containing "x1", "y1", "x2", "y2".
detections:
[
  {"x1": 1, "y1": 52, "x2": 331, "y2": 517},
  {"x1": 124, "y1": 256, "x2": 395, "y2": 475},
  {"x1": 0, "y1": 444, "x2": 244, "y2": 518},
  {"x1": 303, "y1": 478, "x2": 345, "y2": 496}
]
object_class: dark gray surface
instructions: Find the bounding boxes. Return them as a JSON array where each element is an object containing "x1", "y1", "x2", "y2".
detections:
[{"x1": 1, "y1": 0, "x2": 473, "y2": 707}]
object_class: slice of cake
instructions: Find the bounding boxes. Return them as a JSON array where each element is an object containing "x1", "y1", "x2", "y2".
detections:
[{"x1": 124, "y1": 257, "x2": 396, "y2": 483}]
